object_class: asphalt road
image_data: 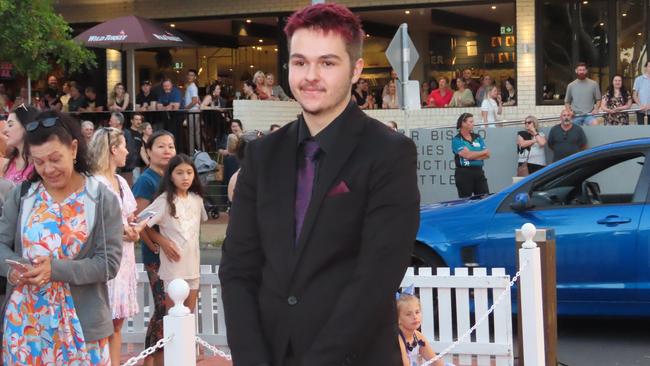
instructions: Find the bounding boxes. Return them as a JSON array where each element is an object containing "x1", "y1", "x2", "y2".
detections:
[{"x1": 555, "y1": 317, "x2": 650, "y2": 366}]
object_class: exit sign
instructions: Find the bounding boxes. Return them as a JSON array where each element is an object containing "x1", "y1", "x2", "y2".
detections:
[{"x1": 500, "y1": 25, "x2": 514, "y2": 35}]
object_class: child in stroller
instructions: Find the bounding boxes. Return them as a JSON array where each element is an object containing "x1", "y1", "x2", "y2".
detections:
[{"x1": 192, "y1": 149, "x2": 221, "y2": 219}]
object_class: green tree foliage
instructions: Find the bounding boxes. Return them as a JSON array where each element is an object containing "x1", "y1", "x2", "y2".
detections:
[{"x1": 0, "y1": 0, "x2": 95, "y2": 78}]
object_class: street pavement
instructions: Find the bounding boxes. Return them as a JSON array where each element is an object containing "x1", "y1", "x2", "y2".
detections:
[{"x1": 556, "y1": 317, "x2": 650, "y2": 366}]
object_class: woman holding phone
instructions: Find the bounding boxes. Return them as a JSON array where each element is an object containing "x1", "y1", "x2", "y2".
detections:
[
  {"x1": 88, "y1": 127, "x2": 148, "y2": 366},
  {"x1": 0, "y1": 111, "x2": 123, "y2": 365}
]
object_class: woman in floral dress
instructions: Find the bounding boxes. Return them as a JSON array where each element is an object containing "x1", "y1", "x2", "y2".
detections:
[
  {"x1": 0, "y1": 111, "x2": 122, "y2": 365},
  {"x1": 601, "y1": 74, "x2": 632, "y2": 125}
]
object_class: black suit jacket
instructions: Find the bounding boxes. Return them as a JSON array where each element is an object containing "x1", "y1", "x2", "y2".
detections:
[{"x1": 219, "y1": 103, "x2": 420, "y2": 366}]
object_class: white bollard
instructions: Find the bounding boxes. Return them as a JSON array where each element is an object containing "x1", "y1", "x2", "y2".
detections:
[
  {"x1": 518, "y1": 223, "x2": 546, "y2": 366},
  {"x1": 164, "y1": 279, "x2": 196, "y2": 366}
]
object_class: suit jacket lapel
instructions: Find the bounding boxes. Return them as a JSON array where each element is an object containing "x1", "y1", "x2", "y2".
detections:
[
  {"x1": 268, "y1": 122, "x2": 299, "y2": 275},
  {"x1": 291, "y1": 108, "x2": 366, "y2": 268}
]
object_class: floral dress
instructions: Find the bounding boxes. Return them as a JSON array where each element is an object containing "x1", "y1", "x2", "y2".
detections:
[
  {"x1": 3, "y1": 184, "x2": 110, "y2": 366},
  {"x1": 603, "y1": 93, "x2": 630, "y2": 125}
]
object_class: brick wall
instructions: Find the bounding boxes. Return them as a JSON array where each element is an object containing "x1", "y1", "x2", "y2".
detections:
[{"x1": 234, "y1": 100, "x2": 564, "y2": 133}]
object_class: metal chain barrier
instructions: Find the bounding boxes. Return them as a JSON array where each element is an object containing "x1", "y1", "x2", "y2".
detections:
[
  {"x1": 420, "y1": 261, "x2": 529, "y2": 366},
  {"x1": 122, "y1": 335, "x2": 173, "y2": 366},
  {"x1": 195, "y1": 336, "x2": 233, "y2": 361}
]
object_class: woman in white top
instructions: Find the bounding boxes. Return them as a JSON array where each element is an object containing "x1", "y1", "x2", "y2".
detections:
[
  {"x1": 144, "y1": 154, "x2": 207, "y2": 312},
  {"x1": 481, "y1": 85, "x2": 503, "y2": 127},
  {"x1": 88, "y1": 127, "x2": 146, "y2": 366},
  {"x1": 517, "y1": 115, "x2": 547, "y2": 174}
]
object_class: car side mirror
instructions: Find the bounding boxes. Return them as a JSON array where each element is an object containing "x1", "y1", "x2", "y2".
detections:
[{"x1": 510, "y1": 192, "x2": 533, "y2": 212}]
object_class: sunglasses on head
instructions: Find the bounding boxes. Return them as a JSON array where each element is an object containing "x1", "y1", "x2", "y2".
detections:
[
  {"x1": 525, "y1": 120, "x2": 533, "y2": 124},
  {"x1": 25, "y1": 117, "x2": 59, "y2": 132}
]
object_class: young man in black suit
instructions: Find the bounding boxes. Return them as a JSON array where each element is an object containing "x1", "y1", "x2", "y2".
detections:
[{"x1": 219, "y1": 3, "x2": 420, "y2": 366}]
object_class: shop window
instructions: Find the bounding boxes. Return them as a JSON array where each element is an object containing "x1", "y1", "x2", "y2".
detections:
[
  {"x1": 617, "y1": 0, "x2": 648, "y2": 88},
  {"x1": 425, "y1": 3, "x2": 517, "y2": 107},
  {"x1": 538, "y1": 0, "x2": 650, "y2": 105}
]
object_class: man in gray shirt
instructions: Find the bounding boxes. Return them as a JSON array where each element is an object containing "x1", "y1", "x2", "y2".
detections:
[
  {"x1": 564, "y1": 62, "x2": 601, "y2": 126},
  {"x1": 265, "y1": 73, "x2": 291, "y2": 101},
  {"x1": 633, "y1": 61, "x2": 650, "y2": 125},
  {"x1": 548, "y1": 109, "x2": 588, "y2": 162}
]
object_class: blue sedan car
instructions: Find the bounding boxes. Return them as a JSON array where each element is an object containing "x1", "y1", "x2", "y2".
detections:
[{"x1": 415, "y1": 138, "x2": 650, "y2": 316}]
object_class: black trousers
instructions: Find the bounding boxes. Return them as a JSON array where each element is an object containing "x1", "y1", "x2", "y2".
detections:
[
  {"x1": 455, "y1": 167, "x2": 489, "y2": 198},
  {"x1": 637, "y1": 111, "x2": 648, "y2": 125}
]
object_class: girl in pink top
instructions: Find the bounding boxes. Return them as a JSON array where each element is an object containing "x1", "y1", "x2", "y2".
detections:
[{"x1": 3, "y1": 105, "x2": 38, "y2": 184}]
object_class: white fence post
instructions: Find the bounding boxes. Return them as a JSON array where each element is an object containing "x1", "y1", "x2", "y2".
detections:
[
  {"x1": 518, "y1": 223, "x2": 546, "y2": 365},
  {"x1": 164, "y1": 279, "x2": 196, "y2": 366}
]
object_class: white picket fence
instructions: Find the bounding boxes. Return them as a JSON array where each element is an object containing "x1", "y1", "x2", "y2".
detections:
[
  {"x1": 122, "y1": 264, "x2": 227, "y2": 345},
  {"x1": 123, "y1": 264, "x2": 514, "y2": 365},
  {"x1": 401, "y1": 267, "x2": 514, "y2": 366}
]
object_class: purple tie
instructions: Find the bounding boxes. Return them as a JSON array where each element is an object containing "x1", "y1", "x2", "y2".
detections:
[{"x1": 295, "y1": 139, "x2": 320, "y2": 241}]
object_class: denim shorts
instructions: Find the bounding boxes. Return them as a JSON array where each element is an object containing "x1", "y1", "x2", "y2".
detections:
[{"x1": 572, "y1": 114, "x2": 598, "y2": 126}]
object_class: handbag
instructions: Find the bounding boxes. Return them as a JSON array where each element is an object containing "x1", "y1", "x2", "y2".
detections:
[
  {"x1": 215, "y1": 153, "x2": 225, "y2": 182},
  {"x1": 517, "y1": 149, "x2": 530, "y2": 177}
]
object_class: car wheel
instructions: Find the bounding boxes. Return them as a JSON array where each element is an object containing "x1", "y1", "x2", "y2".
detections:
[{"x1": 411, "y1": 243, "x2": 445, "y2": 270}]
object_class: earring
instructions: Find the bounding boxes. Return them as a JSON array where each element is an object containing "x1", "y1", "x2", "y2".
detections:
[{"x1": 73, "y1": 158, "x2": 77, "y2": 164}]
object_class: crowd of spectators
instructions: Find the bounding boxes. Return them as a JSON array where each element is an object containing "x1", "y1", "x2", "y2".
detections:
[
  {"x1": 349, "y1": 67, "x2": 517, "y2": 112},
  {"x1": 239, "y1": 70, "x2": 291, "y2": 102}
]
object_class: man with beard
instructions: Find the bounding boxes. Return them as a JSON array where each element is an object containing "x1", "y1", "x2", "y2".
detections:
[
  {"x1": 548, "y1": 109, "x2": 588, "y2": 162},
  {"x1": 219, "y1": 3, "x2": 420, "y2": 366},
  {"x1": 462, "y1": 67, "x2": 480, "y2": 98},
  {"x1": 564, "y1": 62, "x2": 601, "y2": 126}
]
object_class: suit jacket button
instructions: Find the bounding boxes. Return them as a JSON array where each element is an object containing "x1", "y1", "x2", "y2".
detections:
[{"x1": 287, "y1": 295, "x2": 298, "y2": 306}]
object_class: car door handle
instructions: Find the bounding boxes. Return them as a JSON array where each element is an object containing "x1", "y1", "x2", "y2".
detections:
[{"x1": 597, "y1": 215, "x2": 632, "y2": 225}]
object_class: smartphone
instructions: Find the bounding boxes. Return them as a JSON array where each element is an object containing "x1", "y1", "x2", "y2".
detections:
[
  {"x1": 130, "y1": 211, "x2": 156, "y2": 226},
  {"x1": 5, "y1": 259, "x2": 31, "y2": 273}
]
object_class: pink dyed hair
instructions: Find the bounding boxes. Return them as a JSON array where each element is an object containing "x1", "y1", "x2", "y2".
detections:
[{"x1": 284, "y1": 3, "x2": 365, "y2": 62}]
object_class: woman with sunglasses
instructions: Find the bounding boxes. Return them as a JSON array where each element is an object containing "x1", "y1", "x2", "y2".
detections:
[
  {"x1": 517, "y1": 116, "x2": 547, "y2": 175},
  {"x1": 0, "y1": 111, "x2": 123, "y2": 365},
  {"x1": 88, "y1": 127, "x2": 147, "y2": 366},
  {"x1": 2, "y1": 104, "x2": 39, "y2": 184}
]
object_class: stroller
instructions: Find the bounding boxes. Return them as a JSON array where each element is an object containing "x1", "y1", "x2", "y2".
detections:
[{"x1": 192, "y1": 150, "x2": 221, "y2": 219}]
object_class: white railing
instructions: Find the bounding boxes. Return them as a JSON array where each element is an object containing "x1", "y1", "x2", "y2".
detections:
[
  {"x1": 401, "y1": 267, "x2": 514, "y2": 366},
  {"x1": 124, "y1": 266, "x2": 514, "y2": 363},
  {"x1": 123, "y1": 264, "x2": 227, "y2": 345}
]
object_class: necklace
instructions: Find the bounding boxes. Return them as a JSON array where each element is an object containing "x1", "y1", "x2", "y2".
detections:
[{"x1": 400, "y1": 330, "x2": 425, "y2": 352}]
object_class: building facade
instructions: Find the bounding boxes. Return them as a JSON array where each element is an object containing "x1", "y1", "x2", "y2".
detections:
[{"x1": 55, "y1": 0, "x2": 649, "y2": 131}]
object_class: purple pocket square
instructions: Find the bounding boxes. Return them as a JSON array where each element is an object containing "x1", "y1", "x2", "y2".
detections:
[{"x1": 327, "y1": 181, "x2": 351, "y2": 197}]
